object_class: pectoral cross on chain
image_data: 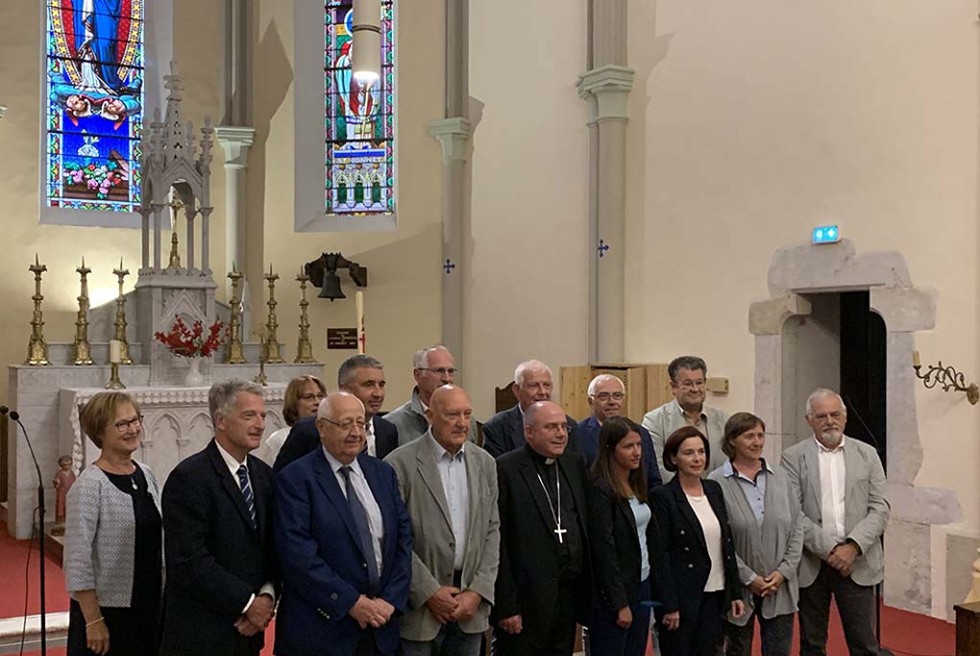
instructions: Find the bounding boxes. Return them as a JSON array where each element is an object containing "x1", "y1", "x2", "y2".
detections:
[{"x1": 553, "y1": 526, "x2": 567, "y2": 544}]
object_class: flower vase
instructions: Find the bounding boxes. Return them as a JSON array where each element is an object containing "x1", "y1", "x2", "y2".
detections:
[{"x1": 184, "y1": 356, "x2": 205, "y2": 387}]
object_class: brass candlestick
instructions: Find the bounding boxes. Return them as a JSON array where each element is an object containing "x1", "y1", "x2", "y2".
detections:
[
  {"x1": 112, "y1": 259, "x2": 132, "y2": 364},
  {"x1": 72, "y1": 257, "x2": 94, "y2": 365},
  {"x1": 105, "y1": 340, "x2": 126, "y2": 389},
  {"x1": 225, "y1": 263, "x2": 246, "y2": 364},
  {"x1": 167, "y1": 197, "x2": 183, "y2": 270},
  {"x1": 253, "y1": 328, "x2": 268, "y2": 386},
  {"x1": 294, "y1": 269, "x2": 315, "y2": 363},
  {"x1": 263, "y1": 265, "x2": 284, "y2": 364},
  {"x1": 25, "y1": 254, "x2": 49, "y2": 365}
]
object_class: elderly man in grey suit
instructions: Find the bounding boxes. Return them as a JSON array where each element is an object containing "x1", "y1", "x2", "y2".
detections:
[
  {"x1": 385, "y1": 384, "x2": 500, "y2": 655},
  {"x1": 780, "y1": 389, "x2": 890, "y2": 656},
  {"x1": 642, "y1": 355, "x2": 729, "y2": 482}
]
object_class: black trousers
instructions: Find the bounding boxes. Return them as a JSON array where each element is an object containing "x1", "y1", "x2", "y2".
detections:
[
  {"x1": 655, "y1": 590, "x2": 726, "y2": 656},
  {"x1": 496, "y1": 579, "x2": 577, "y2": 656},
  {"x1": 798, "y1": 563, "x2": 880, "y2": 656}
]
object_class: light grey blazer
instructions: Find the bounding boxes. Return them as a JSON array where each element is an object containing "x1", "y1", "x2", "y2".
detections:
[
  {"x1": 64, "y1": 461, "x2": 163, "y2": 607},
  {"x1": 384, "y1": 431, "x2": 500, "y2": 641},
  {"x1": 779, "y1": 436, "x2": 889, "y2": 588},
  {"x1": 642, "y1": 399, "x2": 729, "y2": 482},
  {"x1": 708, "y1": 461, "x2": 803, "y2": 624}
]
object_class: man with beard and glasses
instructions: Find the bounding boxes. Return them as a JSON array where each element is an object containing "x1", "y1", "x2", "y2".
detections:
[{"x1": 780, "y1": 389, "x2": 889, "y2": 656}]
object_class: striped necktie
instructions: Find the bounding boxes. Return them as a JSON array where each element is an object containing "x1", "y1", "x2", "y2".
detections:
[{"x1": 237, "y1": 464, "x2": 257, "y2": 528}]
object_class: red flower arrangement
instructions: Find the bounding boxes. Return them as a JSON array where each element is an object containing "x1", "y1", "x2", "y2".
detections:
[{"x1": 154, "y1": 317, "x2": 224, "y2": 358}]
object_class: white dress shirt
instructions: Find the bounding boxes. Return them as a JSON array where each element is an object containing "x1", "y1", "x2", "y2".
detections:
[
  {"x1": 815, "y1": 435, "x2": 847, "y2": 543},
  {"x1": 365, "y1": 418, "x2": 377, "y2": 457},
  {"x1": 322, "y1": 448, "x2": 385, "y2": 576},
  {"x1": 428, "y1": 433, "x2": 470, "y2": 570}
]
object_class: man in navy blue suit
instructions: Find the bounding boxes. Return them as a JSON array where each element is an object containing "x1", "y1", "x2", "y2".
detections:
[
  {"x1": 578, "y1": 374, "x2": 662, "y2": 495},
  {"x1": 274, "y1": 391, "x2": 412, "y2": 655}
]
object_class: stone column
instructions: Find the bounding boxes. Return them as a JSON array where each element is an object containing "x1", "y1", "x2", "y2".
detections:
[
  {"x1": 429, "y1": 118, "x2": 471, "y2": 370},
  {"x1": 578, "y1": 0, "x2": 633, "y2": 363},
  {"x1": 215, "y1": 127, "x2": 255, "y2": 276},
  {"x1": 429, "y1": 0, "x2": 471, "y2": 378},
  {"x1": 577, "y1": 66, "x2": 634, "y2": 363}
]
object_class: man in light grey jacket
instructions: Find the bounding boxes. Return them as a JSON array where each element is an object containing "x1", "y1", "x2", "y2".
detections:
[
  {"x1": 386, "y1": 345, "x2": 479, "y2": 446},
  {"x1": 385, "y1": 384, "x2": 500, "y2": 655},
  {"x1": 780, "y1": 389, "x2": 890, "y2": 656}
]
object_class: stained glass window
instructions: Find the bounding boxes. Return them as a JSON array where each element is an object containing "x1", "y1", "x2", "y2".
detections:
[
  {"x1": 45, "y1": 0, "x2": 144, "y2": 213},
  {"x1": 324, "y1": 0, "x2": 395, "y2": 215}
]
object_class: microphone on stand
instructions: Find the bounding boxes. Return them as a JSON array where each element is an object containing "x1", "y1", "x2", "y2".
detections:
[{"x1": 1, "y1": 405, "x2": 48, "y2": 655}]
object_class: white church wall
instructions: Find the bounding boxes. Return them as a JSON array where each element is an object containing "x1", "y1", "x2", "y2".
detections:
[
  {"x1": 627, "y1": 0, "x2": 980, "y2": 616},
  {"x1": 467, "y1": 0, "x2": 592, "y2": 418}
]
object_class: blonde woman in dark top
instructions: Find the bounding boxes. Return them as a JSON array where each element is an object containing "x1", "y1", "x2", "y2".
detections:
[{"x1": 64, "y1": 392, "x2": 163, "y2": 656}]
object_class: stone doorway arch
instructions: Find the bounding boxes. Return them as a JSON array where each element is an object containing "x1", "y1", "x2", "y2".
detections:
[{"x1": 748, "y1": 239, "x2": 961, "y2": 615}]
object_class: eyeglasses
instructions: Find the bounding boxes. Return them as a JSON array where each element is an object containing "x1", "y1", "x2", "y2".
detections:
[
  {"x1": 541, "y1": 422, "x2": 570, "y2": 433},
  {"x1": 299, "y1": 392, "x2": 326, "y2": 401},
  {"x1": 114, "y1": 415, "x2": 143, "y2": 432},
  {"x1": 418, "y1": 367, "x2": 458, "y2": 376},
  {"x1": 676, "y1": 380, "x2": 706, "y2": 390},
  {"x1": 592, "y1": 392, "x2": 625, "y2": 402},
  {"x1": 811, "y1": 411, "x2": 844, "y2": 422},
  {"x1": 319, "y1": 417, "x2": 367, "y2": 433}
]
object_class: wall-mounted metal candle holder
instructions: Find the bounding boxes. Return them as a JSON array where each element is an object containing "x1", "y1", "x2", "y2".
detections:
[{"x1": 912, "y1": 350, "x2": 979, "y2": 405}]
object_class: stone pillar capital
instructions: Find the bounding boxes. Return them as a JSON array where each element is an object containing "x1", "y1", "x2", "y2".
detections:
[
  {"x1": 215, "y1": 125, "x2": 256, "y2": 169},
  {"x1": 429, "y1": 117, "x2": 472, "y2": 162},
  {"x1": 577, "y1": 65, "x2": 635, "y2": 121}
]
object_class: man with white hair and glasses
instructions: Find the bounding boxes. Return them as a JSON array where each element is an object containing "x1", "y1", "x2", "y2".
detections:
[
  {"x1": 386, "y1": 345, "x2": 479, "y2": 447},
  {"x1": 483, "y1": 359, "x2": 581, "y2": 458}
]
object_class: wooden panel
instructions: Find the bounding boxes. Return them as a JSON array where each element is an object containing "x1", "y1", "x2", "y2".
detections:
[
  {"x1": 560, "y1": 366, "x2": 593, "y2": 420},
  {"x1": 645, "y1": 364, "x2": 672, "y2": 412}
]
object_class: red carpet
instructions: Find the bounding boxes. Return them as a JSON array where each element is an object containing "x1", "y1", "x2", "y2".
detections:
[{"x1": 0, "y1": 519, "x2": 956, "y2": 656}]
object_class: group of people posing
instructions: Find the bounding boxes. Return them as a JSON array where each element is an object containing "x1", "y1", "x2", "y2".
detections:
[{"x1": 63, "y1": 349, "x2": 890, "y2": 656}]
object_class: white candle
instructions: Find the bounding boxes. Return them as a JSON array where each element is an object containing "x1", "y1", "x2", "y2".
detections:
[
  {"x1": 109, "y1": 340, "x2": 122, "y2": 364},
  {"x1": 356, "y1": 291, "x2": 365, "y2": 355}
]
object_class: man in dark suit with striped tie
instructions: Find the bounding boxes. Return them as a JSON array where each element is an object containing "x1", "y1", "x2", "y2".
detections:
[{"x1": 161, "y1": 379, "x2": 279, "y2": 656}]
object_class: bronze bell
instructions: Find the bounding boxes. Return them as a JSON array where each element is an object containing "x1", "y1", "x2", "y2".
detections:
[{"x1": 317, "y1": 268, "x2": 346, "y2": 301}]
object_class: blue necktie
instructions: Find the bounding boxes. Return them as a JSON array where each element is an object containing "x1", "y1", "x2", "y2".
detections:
[
  {"x1": 339, "y1": 465, "x2": 380, "y2": 590},
  {"x1": 237, "y1": 464, "x2": 257, "y2": 528}
]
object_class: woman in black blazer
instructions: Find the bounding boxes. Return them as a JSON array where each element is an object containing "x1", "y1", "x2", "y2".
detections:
[
  {"x1": 652, "y1": 426, "x2": 744, "y2": 656},
  {"x1": 587, "y1": 417, "x2": 659, "y2": 656}
]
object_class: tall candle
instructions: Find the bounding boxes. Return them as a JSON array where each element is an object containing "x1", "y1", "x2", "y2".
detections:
[
  {"x1": 109, "y1": 340, "x2": 122, "y2": 364},
  {"x1": 356, "y1": 291, "x2": 365, "y2": 355},
  {"x1": 912, "y1": 350, "x2": 921, "y2": 367}
]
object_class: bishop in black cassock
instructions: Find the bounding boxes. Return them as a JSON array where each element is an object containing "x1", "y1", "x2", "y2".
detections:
[{"x1": 493, "y1": 401, "x2": 592, "y2": 656}]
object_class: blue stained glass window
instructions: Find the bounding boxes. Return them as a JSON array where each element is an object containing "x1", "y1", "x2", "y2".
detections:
[
  {"x1": 325, "y1": 0, "x2": 395, "y2": 215},
  {"x1": 45, "y1": 0, "x2": 144, "y2": 213}
]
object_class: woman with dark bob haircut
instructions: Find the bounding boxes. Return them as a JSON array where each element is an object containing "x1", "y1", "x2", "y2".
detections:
[
  {"x1": 650, "y1": 425, "x2": 744, "y2": 655},
  {"x1": 707, "y1": 413, "x2": 802, "y2": 656},
  {"x1": 64, "y1": 392, "x2": 163, "y2": 655},
  {"x1": 587, "y1": 416, "x2": 659, "y2": 656}
]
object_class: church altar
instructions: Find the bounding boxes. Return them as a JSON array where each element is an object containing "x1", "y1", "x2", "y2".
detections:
[{"x1": 4, "y1": 69, "x2": 323, "y2": 539}]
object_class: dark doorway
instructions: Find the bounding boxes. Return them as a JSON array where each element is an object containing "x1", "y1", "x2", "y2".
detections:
[{"x1": 839, "y1": 291, "x2": 888, "y2": 472}]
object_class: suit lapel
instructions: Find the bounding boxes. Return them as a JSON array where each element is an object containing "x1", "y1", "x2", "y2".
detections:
[
  {"x1": 207, "y1": 442, "x2": 256, "y2": 534},
  {"x1": 312, "y1": 452, "x2": 366, "y2": 559},
  {"x1": 417, "y1": 438, "x2": 453, "y2": 528},
  {"x1": 671, "y1": 479, "x2": 709, "y2": 558},
  {"x1": 802, "y1": 439, "x2": 822, "y2": 515},
  {"x1": 558, "y1": 456, "x2": 588, "y2": 535},
  {"x1": 509, "y1": 406, "x2": 526, "y2": 450}
]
